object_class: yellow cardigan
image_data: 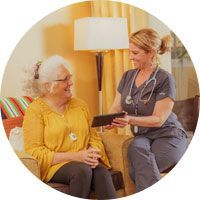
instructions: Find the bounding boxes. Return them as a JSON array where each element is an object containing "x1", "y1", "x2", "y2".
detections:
[{"x1": 23, "y1": 97, "x2": 111, "y2": 182}]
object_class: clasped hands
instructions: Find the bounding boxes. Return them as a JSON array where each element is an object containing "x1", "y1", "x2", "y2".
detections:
[{"x1": 77, "y1": 147, "x2": 101, "y2": 168}]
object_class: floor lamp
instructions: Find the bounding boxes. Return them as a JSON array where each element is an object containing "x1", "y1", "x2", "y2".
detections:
[{"x1": 74, "y1": 17, "x2": 129, "y2": 115}]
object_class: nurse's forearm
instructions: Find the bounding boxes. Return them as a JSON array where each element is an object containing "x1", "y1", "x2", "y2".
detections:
[
  {"x1": 128, "y1": 97, "x2": 173, "y2": 127},
  {"x1": 129, "y1": 115, "x2": 164, "y2": 127},
  {"x1": 109, "y1": 92, "x2": 123, "y2": 113}
]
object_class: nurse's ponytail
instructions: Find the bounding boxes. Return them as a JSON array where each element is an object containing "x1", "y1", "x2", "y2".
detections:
[{"x1": 158, "y1": 35, "x2": 171, "y2": 55}]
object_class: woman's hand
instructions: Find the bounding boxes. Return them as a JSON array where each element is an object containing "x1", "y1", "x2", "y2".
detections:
[
  {"x1": 112, "y1": 114, "x2": 131, "y2": 128},
  {"x1": 87, "y1": 147, "x2": 101, "y2": 168},
  {"x1": 76, "y1": 147, "x2": 101, "y2": 168}
]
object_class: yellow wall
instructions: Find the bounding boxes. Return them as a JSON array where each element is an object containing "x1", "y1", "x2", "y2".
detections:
[{"x1": 1, "y1": 1, "x2": 99, "y2": 116}]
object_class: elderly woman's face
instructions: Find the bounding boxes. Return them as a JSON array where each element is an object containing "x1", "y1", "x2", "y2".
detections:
[
  {"x1": 49, "y1": 65, "x2": 73, "y2": 99},
  {"x1": 129, "y1": 43, "x2": 154, "y2": 69}
]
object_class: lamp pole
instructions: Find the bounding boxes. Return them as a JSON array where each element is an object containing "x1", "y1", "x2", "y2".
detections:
[{"x1": 95, "y1": 52, "x2": 104, "y2": 115}]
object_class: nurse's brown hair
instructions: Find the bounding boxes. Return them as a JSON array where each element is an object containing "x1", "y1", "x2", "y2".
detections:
[{"x1": 129, "y1": 28, "x2": 171, "y2": 55}]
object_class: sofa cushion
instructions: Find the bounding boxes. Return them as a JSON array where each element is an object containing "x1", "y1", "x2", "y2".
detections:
[
  {"x1": 2, "y1": 116, "x2": 24, "y2": 138},
  {"x1": 16, "y1": 151, "x2": 41, "y2": 178},
  {"x1": 0, "y1": 96, "x2": 33, "y2": 119},
  {"x1": 172, "y1": 95, "x2": 199, "y2": 132}
]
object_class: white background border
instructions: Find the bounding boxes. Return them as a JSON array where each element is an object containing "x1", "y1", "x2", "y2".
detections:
[{"x1": 0, "y1": 1, "x2": 199, "y2": 199}]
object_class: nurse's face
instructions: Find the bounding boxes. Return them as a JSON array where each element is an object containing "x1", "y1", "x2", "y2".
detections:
[{"x1": 129, "y1": 43, "x2": 154, "y2": 69}]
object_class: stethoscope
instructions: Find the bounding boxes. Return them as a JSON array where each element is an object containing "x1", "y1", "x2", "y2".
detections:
[
  {"x1": 125, "y1": 66, "x2": 159, "y2": 105},
  {"x1": 125, "y1": 66, "x2": 159, "y2": 133}
]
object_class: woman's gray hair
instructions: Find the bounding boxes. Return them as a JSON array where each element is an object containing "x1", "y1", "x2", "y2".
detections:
[{"x1": 23, "y1": 55, "x2": 71, "y2": 97}]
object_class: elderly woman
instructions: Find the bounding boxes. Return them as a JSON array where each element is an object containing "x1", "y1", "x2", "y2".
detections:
[
  {"x1": 23, "y1": 55, "x2": 117, "y2": 199},
  {"x1": 105, "y1": 28, "x2": 188, "y2": 192}
]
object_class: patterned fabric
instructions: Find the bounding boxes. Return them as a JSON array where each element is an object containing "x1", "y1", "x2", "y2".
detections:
[
  {"x1": 0, "y1": 96, "x2": 33, "y2": 119},
  {"x1": 3, "y1": 116, "x2": 24, "y2": 138}
]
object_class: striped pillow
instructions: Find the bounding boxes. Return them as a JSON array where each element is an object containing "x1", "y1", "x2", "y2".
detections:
[{"x1": 0, "y1": 96, "x2": 33, "y2": 119}]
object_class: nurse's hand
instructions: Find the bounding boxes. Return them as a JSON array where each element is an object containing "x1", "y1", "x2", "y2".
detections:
[
  {"x1": 112, "y1": 114, "x2": 130, "y2": 128},
  {"x1": 103, "y1": 124, "x2": 115, "y2": 129}
]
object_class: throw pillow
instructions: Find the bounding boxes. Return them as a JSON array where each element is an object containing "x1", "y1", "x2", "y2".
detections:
[
  {"x1": 2, "y1": 116, "x2": 24, "y2": 138},
  {"x1": 0, "y1": 96, "x2": 33, "y2": 119},
  {"x1": 9, "y1": 127, "x2": 24, "y2": 152}
]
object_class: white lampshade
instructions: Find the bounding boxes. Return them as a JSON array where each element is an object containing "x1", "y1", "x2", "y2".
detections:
[{"x1": 74, "y1": 17, "x2": 129, "y2": 51}]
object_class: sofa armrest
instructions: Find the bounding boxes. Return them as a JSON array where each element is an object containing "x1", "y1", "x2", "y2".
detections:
[
  {"x1": 100, "y1": 132, "x2": 135, "y2": 196},
  {"x1": 16, "y1": 151, "x2": 41, "y2": 179}
]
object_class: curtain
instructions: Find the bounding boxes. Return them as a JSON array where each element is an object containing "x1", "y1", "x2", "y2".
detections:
[{"x1": 90, "y1": 0, "x2": 147, "y2": 134}]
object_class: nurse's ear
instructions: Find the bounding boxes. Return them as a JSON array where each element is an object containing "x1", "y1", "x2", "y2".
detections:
[
  {"x1": 144, "y1": 48, "x2": 157, "y2": 67},
  {"x1": 148, "y1": 50, "x2": 157, "y2": 64},
  {"x1": 148, "y1": 49, "x2": 156, "y2": 58}
]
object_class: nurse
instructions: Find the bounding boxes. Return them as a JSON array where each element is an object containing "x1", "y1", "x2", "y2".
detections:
[{"x1": 105, "y1": 28, "x2": 188, "y2": 192}]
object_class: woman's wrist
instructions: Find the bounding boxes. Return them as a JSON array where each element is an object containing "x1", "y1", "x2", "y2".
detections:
[{"x1": 74, "y1": 151, "x2": 83, "y2": 162}]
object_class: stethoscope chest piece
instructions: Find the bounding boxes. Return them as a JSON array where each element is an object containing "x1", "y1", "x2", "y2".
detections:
[{"x1": 125, "y1": 95, "x2": 133, "y2": 105}]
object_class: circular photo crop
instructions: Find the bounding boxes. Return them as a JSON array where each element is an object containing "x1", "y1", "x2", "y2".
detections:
[{"x1": 0, "y1": 0, "x2": 199, "y2": 199}]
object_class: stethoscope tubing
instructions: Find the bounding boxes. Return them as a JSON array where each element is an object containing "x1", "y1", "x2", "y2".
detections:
[{"x1": 126, "y1": 66, "x2": 159, "y2": 105}]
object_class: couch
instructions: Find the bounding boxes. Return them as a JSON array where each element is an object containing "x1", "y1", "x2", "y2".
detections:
[
  {"x1": 0, "y1": 96, "x2": 135, "y2": 198},
  {"x1": 1, "y1": 95, "x2": 199, "y2": 198},
  {"x1": 161, "y1": 95, "x2": 199, "y2": 173}
]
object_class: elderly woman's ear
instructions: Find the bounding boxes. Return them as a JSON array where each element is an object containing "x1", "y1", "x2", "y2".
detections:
[{"x1": 44, "y1": 82, "x2": 52, "y2": 93}]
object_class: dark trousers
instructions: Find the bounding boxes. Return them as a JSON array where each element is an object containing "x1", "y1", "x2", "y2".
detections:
[
  {"x1": 49, "y1": 161, "x2": 117, "y2": 199},
  {"x1": 128, "y1": 131, "x2": 188, "y2": 192}
]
